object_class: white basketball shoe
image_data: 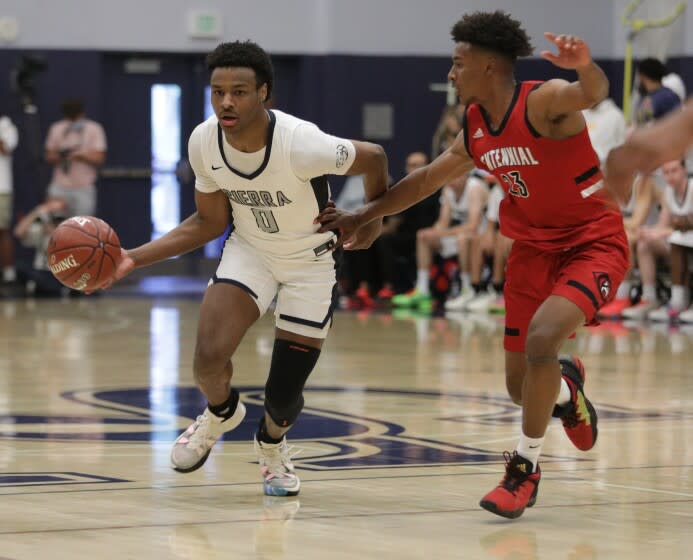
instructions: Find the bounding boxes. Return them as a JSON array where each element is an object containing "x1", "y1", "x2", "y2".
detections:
[
  {"x1": 254, "y1": 436, "x2": 301, "y2": 496},
  {"x1": 170, "y1": 401, "x2": 246, "y2": 473}
]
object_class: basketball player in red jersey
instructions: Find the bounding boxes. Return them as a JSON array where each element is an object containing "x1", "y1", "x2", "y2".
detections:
[{"x1": 317, "y1": 11, "x2": 629, "y2": 519}]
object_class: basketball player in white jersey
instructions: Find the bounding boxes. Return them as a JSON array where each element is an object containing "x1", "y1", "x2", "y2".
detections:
[
  {"x1": 107, "y1": 41, "x2": 388, "y2": 496},
  {"x1": 621, "y1": 159, "x2": 693, "y2": 321}
]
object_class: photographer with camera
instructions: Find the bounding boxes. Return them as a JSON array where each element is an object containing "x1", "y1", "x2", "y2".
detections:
[
  {"x1": 44, "y1": 98, "x2": 107, "y2": 217},
  {"x1": 13, "y1": 197, "x2": 69, "y2": 296}
]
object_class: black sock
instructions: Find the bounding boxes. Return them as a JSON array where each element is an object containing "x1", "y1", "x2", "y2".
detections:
[
  {"x1": 493, "y1": 281, "x2": 504, "y2": 294},
  {"x1": 256, "y1": 417, "x2": 284, "y2": 444},
  {"x1": 472, "y1": 282, "x2": 485, "y2": 294},
  {"x1": 208, "y1": 388, "x2": 239, "y2": 420}
]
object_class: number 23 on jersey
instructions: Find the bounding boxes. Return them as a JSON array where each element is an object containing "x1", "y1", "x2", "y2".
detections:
[{"x1": 500, "y1": 171, "x2": 529, "y2": 198}]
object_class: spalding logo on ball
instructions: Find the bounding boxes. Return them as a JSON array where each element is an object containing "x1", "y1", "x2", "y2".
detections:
[{"x1": 46, "y1": 216, "x2": 122, "y2": 291}]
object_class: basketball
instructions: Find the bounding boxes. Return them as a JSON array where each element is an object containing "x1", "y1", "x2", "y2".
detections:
[{"x1": 46, "y1": 216, "x2": 122, "y2": 291}]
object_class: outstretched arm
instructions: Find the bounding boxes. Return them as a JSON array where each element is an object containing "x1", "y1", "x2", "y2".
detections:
[
  {"x1": 606, "y1": 98, "x2": 693, "y2": 203},
  {"x1": 336, "y1": 141, "x2": 389, "y2": 249},
  {"x1": 102, "y1": 188, "x2": 230, "y2": 290},
  {"x1": 611, "y1": 98, "x2": 693, "y2": 173},
  {"x1": 317, "y1": 133, "x2": 474, "y2": 247},
  {"x1": 128, "y1": 189, "x2": 230, "y2": 268}
]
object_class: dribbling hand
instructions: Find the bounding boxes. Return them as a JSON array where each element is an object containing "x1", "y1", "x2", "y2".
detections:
[
  {"x1": 541, "y1": 32, "x2": 592, "y2": 69},
  {"x1": 89, "y1": 248, "x2": 135, "y2": 293}
]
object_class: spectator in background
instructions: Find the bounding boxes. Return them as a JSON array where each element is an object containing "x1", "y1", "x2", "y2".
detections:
[
  {"x1": 621, "y1": 159, "x2": 693, "y2": 321},
  {"x1": 377, "y1": 151, "x2": 438, "y2": 295},
  {"x1": 335, "y1": 173, "x2": 395, "y2": 308},
  {"x1": 597, "y1": 175, "x2": 659, "y2": 319},
  {"x1": 431, "y1": 105, "x2": 463, "y2": 158},
  {"x1": 635, "y1": 58, "x2": 681, "y2": 126},
  {"x1": 583, "y1": 97, "x2": 626, "y2": 165},
  {"x1": 45, "y1": 98, "x2": 107, "y2": 217},
  {"x1": 465, "y1": 182, "x2": 512, "y2": 313},
  {"x1": 13, "y1": 198, "x2": 68, "y2": 296},
  {"x1": 629, "y1": 69, "x2": 686, "y2": 124},
  {"x1": 393, "y1": 169, "x2": 488, "y2": 313},
  {"x1": 335, "y1": 152, "x2": 438, "y2": 309},
  {"x1": 0, "y1": 113, "x2": 19, "y2": 284},
  {"x1": 663, "y1": 72, "x2": 686, "y2": 103}
]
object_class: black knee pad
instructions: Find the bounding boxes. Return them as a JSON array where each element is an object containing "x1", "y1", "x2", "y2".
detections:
[{"x1": 264, "y1": 338, "x2": 321, "y2": 427}]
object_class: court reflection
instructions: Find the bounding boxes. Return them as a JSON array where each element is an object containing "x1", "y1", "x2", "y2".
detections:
[
  {"x1": 167, "y1": 498, "x2": 301, "y2": 560},
  {"x1": 149, "y1": 305, "x2": 181, "y2": 470}
]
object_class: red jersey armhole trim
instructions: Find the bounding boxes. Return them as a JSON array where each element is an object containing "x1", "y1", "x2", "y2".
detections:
[
  {"x1": 524, "y1": 82, "x2": 543, "y2": 139},
  {"x1": 462, "y1": 105, "x2": 471, "y2": 158}
]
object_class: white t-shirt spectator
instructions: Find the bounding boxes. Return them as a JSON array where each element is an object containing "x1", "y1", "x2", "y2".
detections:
[
  {"x1": 583, "y1": 98, "x2": 626, "y2": 165},
  {"x1": 0, "y1": 116, "x2": 18, "y2": 195}
]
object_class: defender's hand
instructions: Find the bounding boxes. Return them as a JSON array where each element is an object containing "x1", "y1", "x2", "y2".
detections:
[
  {"x1": 541, "y1": 32, "x2": 592, "y2": 69},
  {"x1": 315, "y1": 206, "x2": 362, "y2": 248},
  {"x1": 344, "y1": 219, "x2": 382, "y2": 250}
]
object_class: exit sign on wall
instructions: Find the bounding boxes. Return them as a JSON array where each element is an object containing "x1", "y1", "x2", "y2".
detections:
[{"x1": 187, "y1": 10, "x2": 222, "y2": 39}]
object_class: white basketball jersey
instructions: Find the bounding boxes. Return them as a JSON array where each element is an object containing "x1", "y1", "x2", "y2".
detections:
[
  {"x1": 666, "y1": 178, "x2": 693, "y2": 248},
  {"x1": 440, "y1": 175, "x2": 488, "y2": 228},
  {"x1": 190, "y1": 110, "x2": 355, "y2": 259}
]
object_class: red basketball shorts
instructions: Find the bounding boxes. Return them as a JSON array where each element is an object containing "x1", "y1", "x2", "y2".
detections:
[{"x1": 503, "y1": 235, "x2": 629, "y2": 352}]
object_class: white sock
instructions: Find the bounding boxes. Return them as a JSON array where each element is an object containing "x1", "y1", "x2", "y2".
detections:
[
  {"x1": 517, "y1": 434, "x2": 544, "y2": 472},
  {"x1": 615, "y1": 280, "x2": 631, "y2": 299},
  {"x1": 670, "y1": 285, "x2": 689, "y2": 310},
  {"x1": 416, "y1": 269, "x2": 429, "y2": 295},
  {"x1": 556, "y1": 377, "x2": 571, "y2": 407},
  {"x1": 642, "y1": 284, "x2": 656, "y2": 302},
  {"x1": 2, "y1": 267, "x2": 15, "y2": 282},
  {"x1": 460, "y1": 273, "x2": 471, "y2": 291}
]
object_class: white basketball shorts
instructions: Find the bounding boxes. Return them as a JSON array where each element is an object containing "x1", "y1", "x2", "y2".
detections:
[{"x1": 212, "y1": 233, "x2": 339, "y2": 338}]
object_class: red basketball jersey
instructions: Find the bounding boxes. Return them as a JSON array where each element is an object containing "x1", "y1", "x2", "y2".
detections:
[{"x1": 464, "y1": 81, "x2": 623, "y2": 251}]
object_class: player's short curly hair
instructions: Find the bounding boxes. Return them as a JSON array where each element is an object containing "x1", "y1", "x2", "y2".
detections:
[
  {"x1": 451, "y1": 11, "x2": 533, "y2": 60},
  {"x1": 206, "y1": 40, "x2": 274, "y2": 100}
]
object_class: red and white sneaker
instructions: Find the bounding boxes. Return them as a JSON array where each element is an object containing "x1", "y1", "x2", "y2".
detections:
[
  {"x1": 554, "y1": 356, "x2": 598, "y2": 451},
  {"x1": 621, "y1": 299, "x2": 658, "y2": 320},
  {"x1": 355, "y1": 286, "x2": 375, "y2": 309},
  {"x1": 480, "y1": 452, "x2": 541, "y2": 519},
  {"x1": 376, "y1": 286, "x2": 395, "y2": 301},
  {"x1": 648, "y1": 305, "x2": 681, "y2": 322}
]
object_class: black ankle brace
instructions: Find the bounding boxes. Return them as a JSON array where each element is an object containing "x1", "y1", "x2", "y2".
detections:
[
  {"x1": 256, "y1": 417, "x2": 284, "y2": 444},
  {"x1": 208, "y1": 388, "x2": 240, "y2": 420}
]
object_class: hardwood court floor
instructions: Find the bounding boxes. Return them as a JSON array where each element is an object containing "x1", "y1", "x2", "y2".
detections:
[{"x1": 1, "y1": 295, "x2": 692, "y2": 559}]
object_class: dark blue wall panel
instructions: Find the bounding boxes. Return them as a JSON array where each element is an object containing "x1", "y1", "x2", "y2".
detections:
[{"x1": 0, "y1": 48, "x2": 689, "y2": 256}]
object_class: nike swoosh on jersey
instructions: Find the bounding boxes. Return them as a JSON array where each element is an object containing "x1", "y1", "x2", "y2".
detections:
[{"x1": 211, "y1": 165, "x2": 223, "y2": 170}]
